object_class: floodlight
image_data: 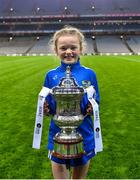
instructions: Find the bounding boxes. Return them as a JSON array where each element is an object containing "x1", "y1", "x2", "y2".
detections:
[
  {"x1": 91, "y1": 6, "x2": 95, "y2": 10},
  {"x1": 10, "y1": 8, "x2": 14, "y2": 12},
  {"x1": 9, "y1": 37, "x2": 13, "y2": 41},
  {"x1": 37, "y1": 7, "x2": 40, "y2": 12}
]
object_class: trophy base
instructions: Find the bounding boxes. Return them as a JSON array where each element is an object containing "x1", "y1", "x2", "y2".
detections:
[
  {"x1": 52, "y1": 140, "x2": 85, "y2": 159},
  {"x1": 52, "y1": 151, "x2": 85, "y2": 159},
  {"x1": 52, "y1": 130, "x2": 85, "y2": 159}
]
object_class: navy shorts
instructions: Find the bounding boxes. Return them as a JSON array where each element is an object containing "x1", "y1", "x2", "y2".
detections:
[{"x1": 48, "y1": 149, "x2": 95, "y2": 167}]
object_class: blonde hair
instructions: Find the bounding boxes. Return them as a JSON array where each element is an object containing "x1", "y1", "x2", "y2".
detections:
[{"x1": 50, "y1": 25, "x2": 86, "y2": 54}]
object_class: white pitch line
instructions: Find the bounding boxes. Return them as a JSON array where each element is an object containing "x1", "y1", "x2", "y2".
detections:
[{"x1": 112, "y1": 56, "x2": 140, "y2": 63}]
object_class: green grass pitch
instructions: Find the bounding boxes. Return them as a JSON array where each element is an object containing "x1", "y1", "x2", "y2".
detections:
[{"x1": 0, "y1": 55, "x2": 140, "y2": 179}]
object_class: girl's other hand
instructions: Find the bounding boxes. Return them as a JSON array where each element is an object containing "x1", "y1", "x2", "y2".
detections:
[
  {"x1": 86, "y1": 102, "x2": 93, "y2": 115},
  {"x1": 44, "y1": 101, "x2": 50, "y2": 116}
]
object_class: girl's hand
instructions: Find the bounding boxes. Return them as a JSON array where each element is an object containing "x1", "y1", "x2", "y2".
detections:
[
  {"x1": 44, "y1": 101, "x2": 50, "y2": 116},
  {"x1": 86, "y1": 102, "x2": 93, "y2": 115}
]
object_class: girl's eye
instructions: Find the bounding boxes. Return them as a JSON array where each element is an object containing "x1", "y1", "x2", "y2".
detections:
[
  {"x1": 60, "y1": 47, "x2": 67, "y2": 51},
  {"x1": 60, "y1": 46, "x2": 77, "y2": 51},
  {"x1": 71, "y1": 46, "x2": 77, "y2": 50}
]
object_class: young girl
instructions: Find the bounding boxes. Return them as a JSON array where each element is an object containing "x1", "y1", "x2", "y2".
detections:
[{"x1": 44, "y1": 26, "x2": 101, "y2": 179}]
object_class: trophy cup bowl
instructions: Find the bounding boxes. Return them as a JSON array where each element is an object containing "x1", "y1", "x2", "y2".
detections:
[{"x1": 51, "y1": 66, "x2": 85, "y2": 159}]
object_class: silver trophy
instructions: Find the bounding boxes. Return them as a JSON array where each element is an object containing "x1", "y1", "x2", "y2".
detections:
[{"x1": 51, "y1": 66, "x2": 85, "y2": 159}]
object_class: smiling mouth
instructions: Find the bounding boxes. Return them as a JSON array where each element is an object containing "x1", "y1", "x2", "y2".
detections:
[{"x1": 64, "y1": 55, "x2": 74, "y2": 58}]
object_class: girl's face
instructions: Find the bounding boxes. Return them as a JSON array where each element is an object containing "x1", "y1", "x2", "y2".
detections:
[{"x1": 55, "y1": 35, "x2": 82, "y2": 64}]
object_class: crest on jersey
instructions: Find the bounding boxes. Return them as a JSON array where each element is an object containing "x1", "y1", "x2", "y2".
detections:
[{"x1": 82, "y1": 80, "x2": 91, "y2": 88}]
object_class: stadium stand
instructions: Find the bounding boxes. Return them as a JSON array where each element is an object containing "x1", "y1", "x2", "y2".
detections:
[
  {"x1": 29, "y1": 36, "x2": 53, "y2": 55},
  {"x1": 96, "y1": 36, "x2": 130, "y2": 54},
  {"x1": 0, "y1": 0, "x2": 140, "y2": 55},
  {"x1": 0, "y1": 37, "x2": 35, "y2": 55},
  {"x1": 125, "y1": 36, "x2": 140, "y2": 54},
  {"x1": 85, "y1": 37, "x2": 95, "y2": 55}
]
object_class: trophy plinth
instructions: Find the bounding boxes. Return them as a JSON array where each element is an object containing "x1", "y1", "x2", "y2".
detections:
[{"x1": 51, "y1": 66, "x2": 85, "y2": 159}]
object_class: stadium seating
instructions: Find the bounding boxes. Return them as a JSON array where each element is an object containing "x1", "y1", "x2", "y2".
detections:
[
  {"x1": 125, "y1": 36, "x2": 140, "y2": 54},
  {"x1": 29, "y1": 36, "x2": 53, "y2": 55},
  {"x1": 85, "y1": 37, "x2": 95, "y2": 55},
  {"x1": 96, "y1": 36, "x2": 130, "y2": 54},
  {"x1": 0, "y1": 37, "x2": 35, "y2": 55},
  {"x1": 1, "y1": 35, "x2": 139, "y2": 55}
]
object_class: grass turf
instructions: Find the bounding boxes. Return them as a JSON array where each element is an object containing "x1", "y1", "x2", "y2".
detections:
[{"x1": 0, "y1": 55, "x2": 140, "y2": 179}]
